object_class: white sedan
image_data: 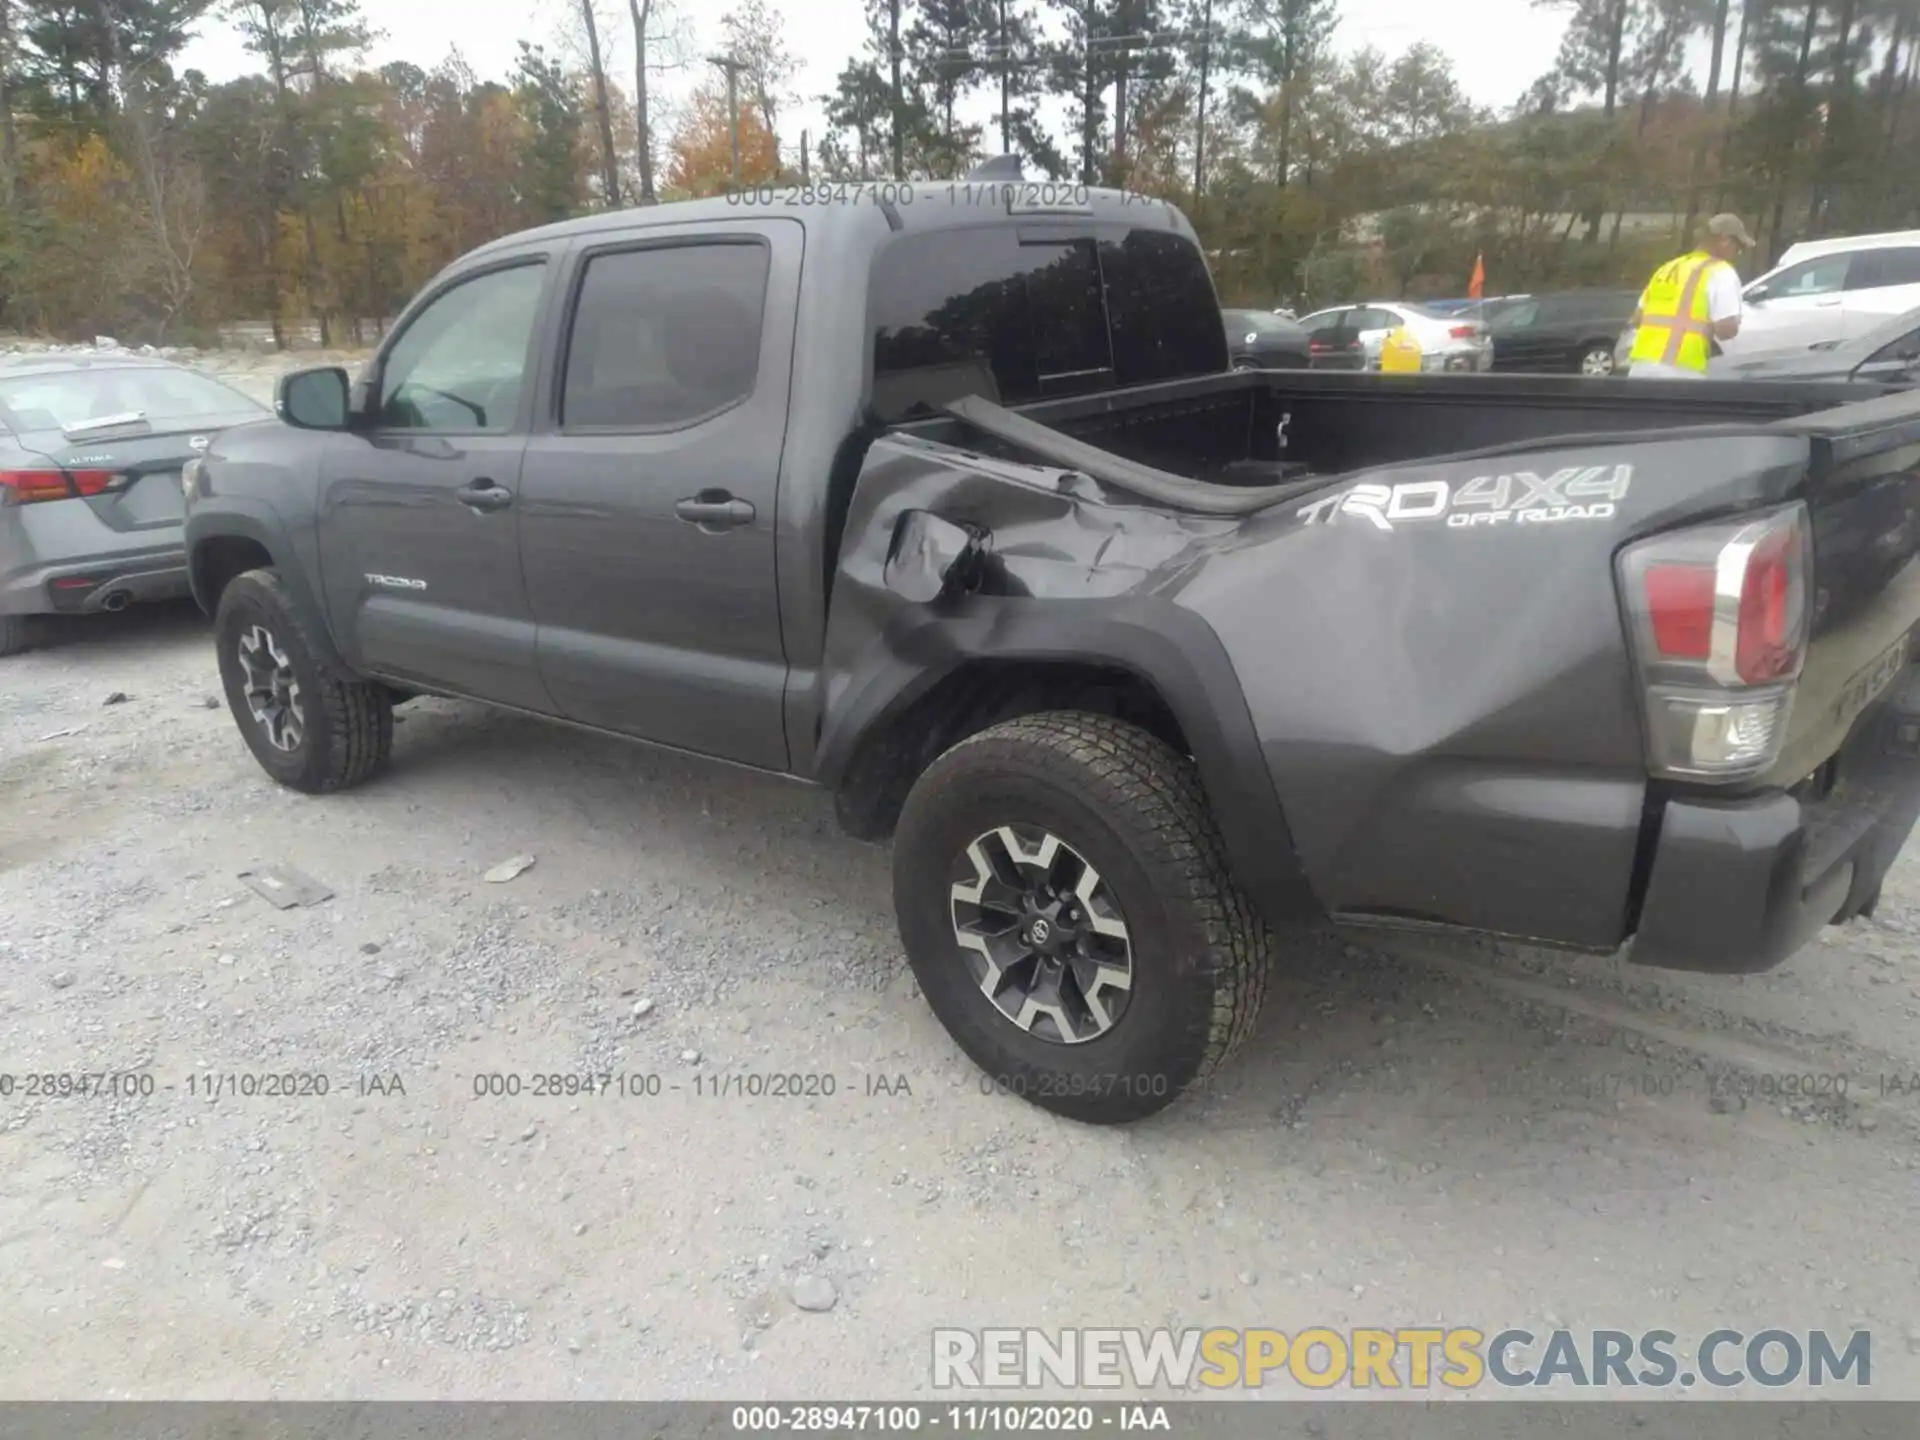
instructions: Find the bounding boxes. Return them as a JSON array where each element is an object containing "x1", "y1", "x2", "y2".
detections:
[{"x1": 1296, "y1": 302, "x2": 1494, "y2": 372}]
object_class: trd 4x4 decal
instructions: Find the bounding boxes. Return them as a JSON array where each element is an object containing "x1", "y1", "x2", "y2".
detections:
[{"x1": 1297, "y1": 464, "x2": 1634, "y2": 532}]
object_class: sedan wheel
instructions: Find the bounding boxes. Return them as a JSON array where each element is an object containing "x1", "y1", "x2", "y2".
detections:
[{"x1": 1580, "y1": 347, "x2": 1617, "y2": 377}]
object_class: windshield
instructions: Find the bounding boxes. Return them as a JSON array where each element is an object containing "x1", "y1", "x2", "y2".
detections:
[{"x1": 0, "y1": 365, "x2": 262, "y2": 434}]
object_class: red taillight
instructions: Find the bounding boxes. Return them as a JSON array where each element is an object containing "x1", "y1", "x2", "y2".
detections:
[
  {"x1": 1617, "y1": 503, "x2": 1812, "y2": 781},
  {"x1": 67, "y1": 469, "x2": 117, "y2": 496},
  {"x1": 1449, "y1": 325, "x2": 1479, "y2": 339},
  {"x1": 1643, "y1": 563, "x2": 1714, "y2": 658},
  {"x1": 0, "y1": 469, "x2": 72, "y2": 504},
  {"x1": 0, "y1": 468, "x2": 116, "y2": 505},
  {"x1": 1735, "y1": 528, "x2": 1797, "y2": 682}
]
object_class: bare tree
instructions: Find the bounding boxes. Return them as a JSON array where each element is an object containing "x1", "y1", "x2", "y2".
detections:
[
  {"x1": 0, "y1": 0, "x2": 18, "y2": 205},
  {"x1": 119, "y1": 72, "x2": 211, "y2": 340},
  {"x1": 720, "y1": 0, "x2": 798, "y2": 140},
  {"x1": 626, "y1": 0, "x2": 691, "y2": 203},
  {"x1": 579, "y1": 0, "x2": 624, "y2": 204},
  {"x1": 1682, "y1": 0, "x2": 1732, "y2": 236}
]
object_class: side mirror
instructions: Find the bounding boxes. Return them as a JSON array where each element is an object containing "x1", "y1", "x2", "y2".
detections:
[{"x1": 276, "y1": 366, "x2": 353, "y2": 431}]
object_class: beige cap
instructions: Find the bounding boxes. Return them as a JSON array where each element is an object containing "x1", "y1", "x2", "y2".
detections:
[{"x1": 1705, "y1": 213, "x2": 1757, "y2": 249}]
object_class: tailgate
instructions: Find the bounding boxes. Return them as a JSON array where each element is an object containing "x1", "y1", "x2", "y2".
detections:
[
  {"x1": 1770, "y1": 388, "x2": 1920, "y2": 787},
  {"x1": 1620, "y1": 388, "x2": 1920, "y2": 970}
]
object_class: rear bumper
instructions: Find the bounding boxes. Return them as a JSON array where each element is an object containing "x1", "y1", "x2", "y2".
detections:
[
  {"x1": 1629, "y1": 682, "x2": 1920, "y2": 974},
  {"x1": 1, "y1": 548, "x2": 190, "y2": 616}
]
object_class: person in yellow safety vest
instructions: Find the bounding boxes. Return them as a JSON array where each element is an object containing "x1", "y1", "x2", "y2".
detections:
[
  {"x1": 1378, "y1": 323, "x2": 1424, "y2": 372},
  {"x1": 1625, "y1": 213, "x2": 1756, "y2": 378}
]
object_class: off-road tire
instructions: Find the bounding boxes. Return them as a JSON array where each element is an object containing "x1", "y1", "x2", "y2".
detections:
[
  {"x1": 215, "y1": 567, "x2": 392, "y2": 794},
  {"x1": 892, "y1": 711, "x2": 1272, "y2": 1124},
  {"x1": 0, "y1": 614, "x2": 27, "y2": 658}
]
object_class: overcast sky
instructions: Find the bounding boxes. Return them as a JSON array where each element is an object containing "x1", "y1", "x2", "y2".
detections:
[{"x1": 177, "y1": 0, "x2": 1575, "y2": 157}]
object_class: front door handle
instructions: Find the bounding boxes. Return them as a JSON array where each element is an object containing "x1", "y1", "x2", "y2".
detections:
[
  {"x1": 674, "y1": 490, "x2": 755, "y2": 530},
  {"x1": 458, "y1": 479, "x2": 513, "y2": 512}
]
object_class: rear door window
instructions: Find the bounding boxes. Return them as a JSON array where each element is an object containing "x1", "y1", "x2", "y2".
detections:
[
  {"x1": 1853, "y1": 247, "x2": 1920, "y2": 290},
  {"x1": 561, "y1": 241, "x2": 770, "y2": 429},
  {"x1": 1492, "y1": 300, "x2": 1540, "y2": 331}
]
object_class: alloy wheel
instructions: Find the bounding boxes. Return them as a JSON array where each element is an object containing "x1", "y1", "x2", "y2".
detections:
[
  {"x1": 949, "y1": 824, "x2": 1134, "y2": 1044},
  {"x1": 236, "y1": 624, "x2": 305, "y2": 752},
  {"x1": 1581, "y1": 348, "x2": 1616, "y2": 376}
]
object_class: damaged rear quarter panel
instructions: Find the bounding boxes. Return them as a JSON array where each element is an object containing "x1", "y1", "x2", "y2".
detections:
[{"x1": 819, "y1": 426, "x2": 1814, "y2": 951}]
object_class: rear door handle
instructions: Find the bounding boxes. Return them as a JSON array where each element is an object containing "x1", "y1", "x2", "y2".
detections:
[
  {"x1": 458, "y1": 479, "x2": 513, "y2": 512},
  {"x1": 674, "y1": 491, "x2": 755, "y2": 530}
]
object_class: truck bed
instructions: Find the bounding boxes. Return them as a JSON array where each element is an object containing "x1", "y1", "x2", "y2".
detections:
[
  {"x1": 839, "y1": 365, "x2": 1920, "y2": 973},
  {"x1": 895, "y1": 368, "x2": 1904, "y2": 491}
]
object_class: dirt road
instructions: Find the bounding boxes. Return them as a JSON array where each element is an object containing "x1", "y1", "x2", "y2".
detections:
[{"x1": 4, "y1": 598, "x2": 1919, "y2": 1400}]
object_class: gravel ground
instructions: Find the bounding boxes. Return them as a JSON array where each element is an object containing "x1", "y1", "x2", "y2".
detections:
[{"x1": 2, "y1": 350, "x2": 1920, "y2": 1400}]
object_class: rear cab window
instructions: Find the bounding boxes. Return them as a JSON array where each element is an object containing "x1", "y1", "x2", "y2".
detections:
[{"x1": 868, "y1": 222, "x2": 1226, "y2": 421}]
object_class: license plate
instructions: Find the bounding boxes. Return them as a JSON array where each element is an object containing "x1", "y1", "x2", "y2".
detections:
[
  {"x1": 1835, "y1": 633, "x2": 1910, "y2": 728},
  {"x1": 121, "y1": 471, "x2": 185, "y2": 523}
]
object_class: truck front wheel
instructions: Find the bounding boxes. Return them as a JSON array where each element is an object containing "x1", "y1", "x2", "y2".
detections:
[
  {"x1": 215, "y1": 568, "x2": 393, "y2": 794},
  {"x1": 891, "y1": 711, "x2": 1271, "y2": 1123}
]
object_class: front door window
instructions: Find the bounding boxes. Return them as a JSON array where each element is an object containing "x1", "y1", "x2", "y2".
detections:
[{"x1": 377, "y1": 264, "x2": 547, "y2": 432}]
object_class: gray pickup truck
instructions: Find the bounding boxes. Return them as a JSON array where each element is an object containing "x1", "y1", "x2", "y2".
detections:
[{"x1": 183, "y1": 174, "x2": 1920, "y2": 1123}]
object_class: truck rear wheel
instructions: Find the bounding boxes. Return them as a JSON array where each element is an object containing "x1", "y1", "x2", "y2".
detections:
[
  {"x1": 891, "y1": 711, "x2": 1271, "y2": 1123},
  {"x1": 215, "y1": 568, "x2": 393, "y2": 794}
]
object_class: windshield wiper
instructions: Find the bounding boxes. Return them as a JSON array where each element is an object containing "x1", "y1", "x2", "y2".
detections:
[{"x1": 62, "y1": 410, "x2": 150, "y2": 437}]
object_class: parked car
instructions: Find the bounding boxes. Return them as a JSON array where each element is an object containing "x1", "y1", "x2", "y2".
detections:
[
  {"x1": 1733, "y1": 230, "x2": 1920, "y2": 353},
  {"x1": 1, "y1": 353, "x2": 268, "y2": 657},
  {"x1": 1710, "y1": 303, "x2": 1920, "y2": 383},
  {"x1": 184, "y1": 173, "x2": 1920, "y2": 1126},
  {"x1": 1296, "y1": 302, "x2": 1494, "y2": 372},
  {"x1": 1487, "y1": 290, "x2": 1641, "y2": 376},
  {"x1": 1223, "y1": 308, "x2": 1311, "y2": 369}
]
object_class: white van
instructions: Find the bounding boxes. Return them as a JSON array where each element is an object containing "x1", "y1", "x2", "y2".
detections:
[{"x1": 1733, "y1": 229, "x2": 1920, "y2": 352}]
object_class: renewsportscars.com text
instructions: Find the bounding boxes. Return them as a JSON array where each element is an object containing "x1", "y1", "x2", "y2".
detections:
[{"x1": 930, "y1": 1327, "x2": 1872, "y2": 1391}]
